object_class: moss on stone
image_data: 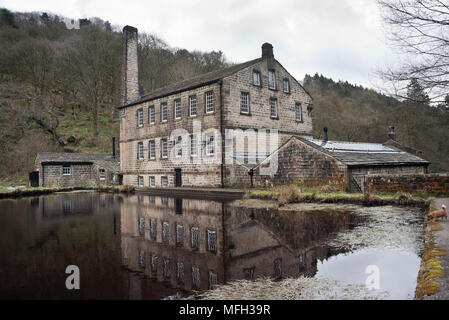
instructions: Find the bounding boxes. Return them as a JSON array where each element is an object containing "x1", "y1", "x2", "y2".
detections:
[{"x1": 414, "y1": 224, "x2": 447, "y2": 299}]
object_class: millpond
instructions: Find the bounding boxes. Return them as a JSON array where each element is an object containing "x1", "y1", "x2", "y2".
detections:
[{"x1": 0, "y1": 192, "x2": 425, "y2": 299}]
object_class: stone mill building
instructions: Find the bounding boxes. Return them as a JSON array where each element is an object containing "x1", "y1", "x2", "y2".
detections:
[{"x1": 118, "y1": 25, "x2": 429, "y2": 191}]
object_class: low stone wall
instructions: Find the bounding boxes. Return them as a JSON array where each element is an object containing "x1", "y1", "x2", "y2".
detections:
[{"x1": 366, "y1": 173, "x2": 449, "y2": 194}]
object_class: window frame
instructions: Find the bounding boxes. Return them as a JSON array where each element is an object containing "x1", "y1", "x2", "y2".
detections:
[
  {"x1": 283, "y1": 78, "x2": 290, "y2": 93},
  {"x1": 205, "y1": 132, "x2": 215, "y2": 156},
  {"x1": 205, "y1": 91, "x2": 214, "y2": 114},
  {"x1": 62, "y1": 165, "x2": 71, "y2": 176},
  {"x1": 138, "y1": 175, "x2": 144, "y2": 187},
  {"x1": 295, "y1": 102, "x2": 303, "y2": 122},
  {"x1": 149, "y1": 176, "x2": 156, "y2": 187},
  {"x1": 240, "y1": 91, "x2": 250, "y2": 115},
  {"x1": 148, "y1": 140, "x2": 156, "y2": 159},
  {"x1": 160, "y1": 138, "x2": 168, "y2": 159},
  {"x1": 160, "y1": 102, "x2": 168, "y2": 122},
  {"x1": 175, "y1": 136, "x2": 182, "y2": 158},
  {"x1": 270, "y1": 98, "x2": 278, "y2": 119},
  {"x1": 137, "y1": 108, "x2": 144, "y2": 127},
  {"x1": 99, "y1": 168, "x2": 106, "y2": 181},
  {"x1": 137, "y1": 141, "x2": 144, "y2": 160},
  {"x1": 252, "y1": 69, "x2": 261, "y2": 86},
  {"x1": 190, "y1": 134, "x2": 198, "y2": 157},
  {"x1": 174, "y1": 98, "x2": 182, "y2": 120},
  {"x1": 161, "y1": 176, "x2": 168, "y2": 188},
  {"x1": 189, "y1": 95, "x2": 197, "y2": 117},
  {"x1": 191, "y1": 226, "x2": 199, "y2": 249},
  {"x1": 148, "y1": 105, "x2": 155, "y2": 124}
]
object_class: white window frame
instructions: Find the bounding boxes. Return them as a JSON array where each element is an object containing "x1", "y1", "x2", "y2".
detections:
[
  {"x1": 189, "y1": 95, "x2": 197, "y2": 117},
  {"x1": 191, "y1": 227, "x2": 199, "y2": 249},
  {"x1": 283, "y1": 79, "x2": 290, "y2": 93},
  {"x1": 161, "y1": 139, "x2": 168, "y2": 158},
  {"x1": 205, "y1": 91, "x2": 214, "y2": 114},
  {"x1": 137, "y1": 141, "x2": 144, "y2": 160},
  {"x1": 148, "y1": 140, "x2": 156, "y2": 159},
  {"x1": 207, "y1": 229, "x2": 217, "y2": 252},
  {"x1": 149, "y1": 176, "x2": 155, "y2": 187},
  {"x1": 190, "y1": 134, "x2": 198, "y2": 156},
  {"x1": 161, "y1": 176, "x2": 168, "y2": 187},
  {"x1": 148, "y1": 105, "x2": 155, "y2": 124},
  {"x1": 268, "y1": 70, "x2": 276, "y2": 89},
  {"x1": 240, "y1": 92, "x2": 250, "y2": 114},
  {"x1": 174, "y1": 99, "x2": 182, "y2": 120},
  {"x1": 175, "y1": 136, "x2": 182, "y2": 158},
  {"x1": 137, "y1": 108, "x2": 144, "y2": 127},
  {"x1": 99, "y1": 168, "x2": 106, "y2": 180},
  {"x1": 161, "y1": 102, "x2": 167, "y2": 122},
  {"x1": 295, "y1": 102, "x2": 303, "y2": 122},
  {"x1": 62, "y1": 165, "x2": 71, "y2": 175},
  {"x1": 253, "y1": 70, "x2": 261, "y2": 86},
  {"x1": 270, "y1": 98, "x2": 277, "y2": 119},
  {"x1": 138, "y1": 175, "x2": 144, "y2": 187},
  {"x1": 205, "y1": 132, "x2": 215, "y2": 156}
]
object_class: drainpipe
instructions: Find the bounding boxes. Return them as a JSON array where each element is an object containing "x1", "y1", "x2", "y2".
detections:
[
  {"x1": 219, "y1": 80, "x2": 225, "y2": 188},
  {"x1": 248, "y1": 169, "x2": 254, "y2": 188}
]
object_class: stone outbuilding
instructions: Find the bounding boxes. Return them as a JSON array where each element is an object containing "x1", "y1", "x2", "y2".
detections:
[
  {"x1": 34, "y1": 153, "x2": 121, "y2": 187},
  {"x1": 240, "y1": 133, "x2": 430, "y2": 192}
]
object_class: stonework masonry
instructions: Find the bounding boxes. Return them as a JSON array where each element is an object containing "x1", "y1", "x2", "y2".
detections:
[
  {"x1": 119, "y1": 28, "x2": 313, "y2": 188},
  {"x1": 227, "y1": 137, "x2": 348, "y2": 188},
  {"x1": 366, "y1": 173, "x2": 449, "y2": 194}
]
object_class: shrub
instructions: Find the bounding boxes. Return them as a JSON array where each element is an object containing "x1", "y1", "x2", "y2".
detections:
[{"x1": 277, "y1": 184, "x2": 302, "y2": 205}]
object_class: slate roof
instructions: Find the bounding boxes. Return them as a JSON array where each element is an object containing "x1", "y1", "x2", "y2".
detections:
[
  {"x1": 119, "y1": 58, "x2": 263, "y2": 109},
  {"x1": 302, "y1": 138, "x2": 430, "y2": 167},
  {"x1": 36, "y1": 153, "x2": 120, "y2": 172}
]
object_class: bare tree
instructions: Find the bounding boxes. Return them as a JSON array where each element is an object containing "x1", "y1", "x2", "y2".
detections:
[{"x1": 378, "y1": 0, "x2": 449, "y2": 103}]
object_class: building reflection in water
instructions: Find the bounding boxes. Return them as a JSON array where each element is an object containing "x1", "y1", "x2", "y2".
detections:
[
  {"x1": 120, "y1": 195, "x2": 355, "y2": 296},
  {"x1": 0, "y1": 192, "x2": 355, "y2": 299}
]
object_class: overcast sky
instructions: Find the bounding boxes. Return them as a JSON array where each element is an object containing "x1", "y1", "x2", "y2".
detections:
[{"x1": 0, "y1": 0, "x2": 396, "y2": 88}]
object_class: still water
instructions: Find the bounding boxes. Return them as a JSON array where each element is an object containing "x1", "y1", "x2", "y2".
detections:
[{"x1": 0, "y1": 192, "x2": 425, "y2": 299}]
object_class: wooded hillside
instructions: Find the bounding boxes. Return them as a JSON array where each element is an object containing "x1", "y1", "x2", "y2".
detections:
[{"x1": 0, "y1": 8, "x2": 447, "y2": 185}]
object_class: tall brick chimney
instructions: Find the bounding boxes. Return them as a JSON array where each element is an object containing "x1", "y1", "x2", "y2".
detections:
[
  {"x1": 121, "y1": 25, "x2": 139, "y2": 106},
  {"x1": 262, "y1": 42, "x2": 274, "y2": 59}
]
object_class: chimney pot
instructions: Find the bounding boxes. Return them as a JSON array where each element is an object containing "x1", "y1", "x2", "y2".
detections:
[{"x1": 262, "y1": 43, "x2": 274, "y2": 59}]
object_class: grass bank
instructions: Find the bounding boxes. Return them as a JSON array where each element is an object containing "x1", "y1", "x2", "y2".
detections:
[
  {"x1": 0, "y1": 185, "x2": 135, "y2": 199},
  {"x1": 246, "y1": 184, "x2": 441, "y2": 208}
]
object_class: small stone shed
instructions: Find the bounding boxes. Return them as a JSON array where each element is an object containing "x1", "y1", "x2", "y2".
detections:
[
  {"x1": 243, "y1": 136, "x2": 430, "y2": 192},
  {"x1": 34, "y1": 153, "x2": 121, "y2": 187}
]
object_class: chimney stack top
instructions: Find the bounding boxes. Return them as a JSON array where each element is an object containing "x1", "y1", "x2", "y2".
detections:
[{"x1": 262, "y1": 42, "x2": 274, "y2": 59}]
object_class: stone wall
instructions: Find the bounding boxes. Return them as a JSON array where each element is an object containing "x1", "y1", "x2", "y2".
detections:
[
  {"x1": 226, "y1": 137, "x2": 348, "y2": 188},
  {"x1": 120, "y1": 82, "x2": 223, "y2": 187},
  {"x1": 41, "y1": 164, "x2": 96, "y2": 187},
  {"x1": 222, "y1": 58, "x2": 313, "y2": 136},
  {"x1": 349, "y1": 165, "x2": 427, "y2": 193},
  {"x1": 366, "y1": 173, "x2": 449, "y2": 194}
]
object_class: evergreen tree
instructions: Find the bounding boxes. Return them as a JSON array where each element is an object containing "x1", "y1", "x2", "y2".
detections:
[{"x1": 406, "y1": 79, "x2": 430, "y2": 105}]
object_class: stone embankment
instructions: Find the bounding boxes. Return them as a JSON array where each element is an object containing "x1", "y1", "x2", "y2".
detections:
[{"x1": 415, "y1": 198, "x2": 449, "y2": 299}]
